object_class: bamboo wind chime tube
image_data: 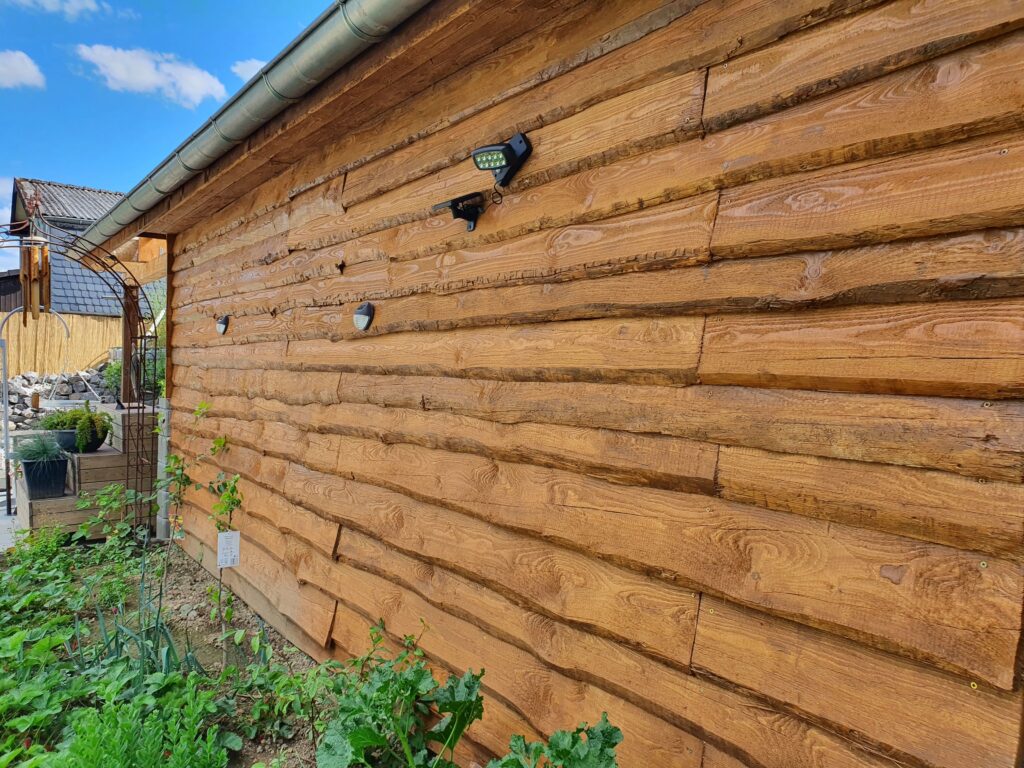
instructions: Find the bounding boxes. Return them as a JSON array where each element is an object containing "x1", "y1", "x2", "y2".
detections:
[
  {"x1": 19, "y1": 239, "x2": 51, "y2": 324},
  {"x1": 41, "y1": 244, "x2": 50, "y2": 314}
]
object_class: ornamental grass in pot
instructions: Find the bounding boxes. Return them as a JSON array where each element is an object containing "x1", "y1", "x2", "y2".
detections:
[
  {"x1": 38, "y1": 400, "x2": 111, "y2": 453},
  {"x1": 15, "y1": 433, "x2": 69, "y2": 499}
]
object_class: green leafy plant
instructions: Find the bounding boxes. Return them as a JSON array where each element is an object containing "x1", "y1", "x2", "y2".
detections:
[
  {"x1": 40, "y1": 401, "x2": 113, "y2": 452},
  {"x1": 103, "y1": 361, "x2": 122, "y2": 395},
  {"x1": 229, "y1": 627, "x2": 338, "y2": 745},
  {"x1": 51, "y1": 675, "x2": 228, "y2": 768},
  {"x1": 487, "y1": 715, "x2": 622, "y2": 768},
  {"x1": 317, "y1": 624, "x2": 484, "y2": 768}
]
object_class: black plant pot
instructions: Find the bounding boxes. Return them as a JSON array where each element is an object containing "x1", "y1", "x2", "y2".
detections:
[
  {"x1": 48, "y1": 427, "x2": 108, "y2": 453},
  {"x1": 77, "y1": 427, "x2": 108, "y2": 453},
  {"x1": 21, "y1": 457, "x2": 69, "y2": 499},
  {"x1": 51, "y1": 430, "x2": 77, "y2": 452}
]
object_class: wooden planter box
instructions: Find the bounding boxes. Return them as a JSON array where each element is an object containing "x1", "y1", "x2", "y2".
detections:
[
  {"x1": 13, "y1": 413, "x2": 158, "y2": 538},
  {"x1": 108, "y1": 408, "x2": 158, "y2": 457},
  {"x1": 70, "y1": 444, "x2": 153, "y2": 495},
  {"x1": 15, "y1": 473, "x2": 101, "y2": 537}
]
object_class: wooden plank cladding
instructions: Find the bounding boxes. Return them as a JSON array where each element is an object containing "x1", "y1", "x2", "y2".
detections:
[{"x1": 160, "y1": 1, "x2": 1024, "y2": 766}]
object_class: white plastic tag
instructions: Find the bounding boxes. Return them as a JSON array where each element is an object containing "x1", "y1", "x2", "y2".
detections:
[{"x1": 217, "y1": 530, "x2": 240, "y2": 569}]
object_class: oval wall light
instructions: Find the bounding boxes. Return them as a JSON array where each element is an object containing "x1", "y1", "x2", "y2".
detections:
[
  {"x1": 353, "y1": 302, "x2": 374, "y2": 331},
  {"x1": 216, "y1": 316, "x2": 230, "y2": 335}
]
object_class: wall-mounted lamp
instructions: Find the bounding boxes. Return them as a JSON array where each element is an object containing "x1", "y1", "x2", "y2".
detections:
[
  {"x1": 472, "y1": 132, "x2": 532, "y2": 187},
  {"x1": 432, "y1": 192, "x2": 486, "y2": 232},
  {"x1": 215, "y1": 316, "x2": 230, "y2": 335},
  {"x1": 353, "y1": 301, "x2": 374, "y2": 331}
]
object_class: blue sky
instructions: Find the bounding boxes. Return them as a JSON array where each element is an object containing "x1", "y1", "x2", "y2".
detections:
[{"x1": 0, "y1": 0, "x2": 326, "y2": 256}]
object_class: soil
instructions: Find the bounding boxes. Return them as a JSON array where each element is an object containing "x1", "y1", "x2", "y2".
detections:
[{"x1": 160, "y1": 544, "x2": 318, "y2": 768}]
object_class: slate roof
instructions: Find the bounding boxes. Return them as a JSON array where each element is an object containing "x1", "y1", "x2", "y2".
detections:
[
  {"x1": 13, "y1": 178, "x2": 123, "y2": 223},
  {"x1": 7, "y1": 179, "x2": 125, "y2": 317},
  {"x1": 47, "y1": 221, "x2": 123, "y2": 317}
]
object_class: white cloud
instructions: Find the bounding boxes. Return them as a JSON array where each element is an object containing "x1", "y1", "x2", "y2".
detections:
[
  {"x1": 75, "y1": 44, "x2": 226, "y2": 108},
  {"x1": 230, "y1": 58, "x2": 266, "y2": 83},
  {"x1": 7, "y1": 0, "x2": 112, "y2": 20},
  {"x1": 0, "y1": 51, "x2": 45, "y2": 89}
]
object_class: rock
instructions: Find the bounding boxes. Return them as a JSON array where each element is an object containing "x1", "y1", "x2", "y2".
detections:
[
  {"x1": 72, "y1": 380, "x2": 87, "y2": 393},
  {"x1": 55, "y1": 383, "x2": 72, "y2": 396},
  {"x1": 22, "y1": 372, "x2": 38, "y2": 384},
  {"x1": 9, "y1": 414, "x2": 25, "y2": 424}
]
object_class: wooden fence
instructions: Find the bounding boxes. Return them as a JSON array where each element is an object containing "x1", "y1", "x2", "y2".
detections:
[
  {"x1": 0, "y1": 312, "x2": 121, "y2": 374},
  {"x1": 163, "y1": 1, "x2": 1024, "y2": 766}
]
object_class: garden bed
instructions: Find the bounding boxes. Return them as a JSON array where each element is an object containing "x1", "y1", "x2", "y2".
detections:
[
  {"x1": 159, "y1": 545, "x2": 317, "y2": 767},
  {"x1": 1, "y1": 408, "x2": 622, "y2": 768}
]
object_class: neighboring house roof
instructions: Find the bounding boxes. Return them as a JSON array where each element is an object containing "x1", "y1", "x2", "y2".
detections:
[
  {"x1": 8, "y1": 178, "x2": 124, "y2": 317},
  {"x1": 12, "y1": 178, "x2": 124, "y2": 224},
  {"x1": 50, "y1": 250, "x2": 122, "y2": 317}
]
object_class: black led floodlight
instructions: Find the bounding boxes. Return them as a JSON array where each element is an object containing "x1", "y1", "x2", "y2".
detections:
[{"x1": 472, "y1": 132, "x2": 531, "y2": 187}]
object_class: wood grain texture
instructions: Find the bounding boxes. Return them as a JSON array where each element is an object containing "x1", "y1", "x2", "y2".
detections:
[
  {"x1": 174, "y1": 193, "x2": 717, "y2": 315},
  {"x1": 331, "y1": 528, "x2": 898, "y2": 768},
  {"x1": 168, "y1": 0, "x2": 874, "y2": 275},
  {"x1": 717, "y1": 446, "x2": 1024, "y2": 560},
  {"x1": 325, "y1": 580, "x2": 707, "y2": 768},
  {"x1": 177, "y1": 316, "x2": 706, "y2": 386},
  {"x1": 335, "y1": 0, "x2": 884, "y2": 208},
  {"x1": 692, "y1": 598, "x2": 1024, "y2": 768},
  {"x1": 174, "y1": 419, "x2": 1024, "y2": 688},
  {"x1": 700, "y1": 298, "x2": 1024, "y2": 398},
  {"x1": 174, "y1": 366, "x2": 1024, "y2": 482},
  {"x1": 171, "y1": 432, "x2": 701, "y2": 669},
  {"x1": 703, "y1": 0, "x2": 1024, "y2": 131},
  {"x1": 701, "y1": 746, "x2": 750, "y2": 768},
  {"x1": 171, "y1": 387, "x2": 719, "y2": 494},
  {"x1": 712, "y1": 131, "x2": 1024, "y2": 258},
  {"x1": 172, "y1": 226, "x2": 1024, "y2": 345},
  {"x1": 341, "y1": 69, "x2": 705, "y2": 208},
  {"x1": 177, "y1": 504, "x2": 337, "y2": 652},
  {"x1": 160, "y1": 0, "x2": 1024, "y2": 760},
  {"x1": 173, "y1": 30, "x2": 1024, "y2": 313}
]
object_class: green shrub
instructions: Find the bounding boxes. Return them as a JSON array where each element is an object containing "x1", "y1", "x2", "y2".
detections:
[
  {"x1": 102, "y1": 357, "x2": 165, "y2": 399},
  {"x1": 102, "y1": 361, "x2": 122, "y2": 395},
  {"x1": 39, "y1": 401, "x2": 111, "y2": 452}
]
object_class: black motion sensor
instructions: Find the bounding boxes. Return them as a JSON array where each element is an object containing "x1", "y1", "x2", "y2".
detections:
[{"x1": 432, "y1": 192, "x2": 487, "y2": 232}]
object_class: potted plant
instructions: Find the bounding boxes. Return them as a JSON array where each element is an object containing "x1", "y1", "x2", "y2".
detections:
[
  {"x1": 38, "y1": 401, "x2": 112, "y2": 453},
  {"x1": 15, "y1": 433, "x2": 69, "y2": 499}
]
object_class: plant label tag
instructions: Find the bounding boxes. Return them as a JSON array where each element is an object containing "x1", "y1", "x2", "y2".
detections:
[{"x1": 217, "y1": 530, "x2": 241, "y2": 569}]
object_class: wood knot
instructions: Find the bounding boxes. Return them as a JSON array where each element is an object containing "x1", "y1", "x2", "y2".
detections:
[{"x1": 879, "y1": 564, "x2": 908, "y2": 585}]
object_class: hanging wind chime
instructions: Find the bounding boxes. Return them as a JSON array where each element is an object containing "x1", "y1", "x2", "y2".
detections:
[{"x1": 19, "y1": 233, "x2": 50, "y2": 326}]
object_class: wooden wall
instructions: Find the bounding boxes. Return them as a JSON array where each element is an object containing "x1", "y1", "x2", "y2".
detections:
[
  {"x1": 166, "y1": 1, "x2": 1024, "y2": 765},
  {"x1": 2, "y1": 312, "x2": 120, "y2": 374}
]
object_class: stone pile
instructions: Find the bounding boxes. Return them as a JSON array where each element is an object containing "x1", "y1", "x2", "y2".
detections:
[{"x1": 5, "y1": 367, "x2": 116, "y2": 430}]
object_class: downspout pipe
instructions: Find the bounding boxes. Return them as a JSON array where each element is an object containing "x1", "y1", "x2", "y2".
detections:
[{"x1": 74, "y1": 0, "x2": 432, "y2": 251}]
